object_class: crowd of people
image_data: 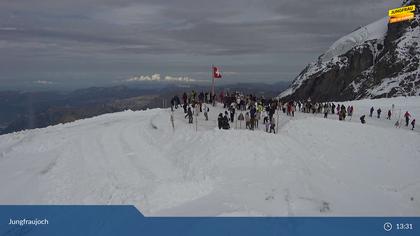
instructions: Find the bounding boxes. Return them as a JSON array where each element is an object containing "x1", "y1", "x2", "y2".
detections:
[{"x1": 170, "y1": 91, "x2": 416, "y2": 132}]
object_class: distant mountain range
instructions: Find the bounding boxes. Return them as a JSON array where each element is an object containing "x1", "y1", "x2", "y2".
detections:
[
  {"x1": 279, "y1": 0, "x2": 420, "y2": 101},
  {"x1": 0, "y1": 81, "x2": 289, "y2": 134}
]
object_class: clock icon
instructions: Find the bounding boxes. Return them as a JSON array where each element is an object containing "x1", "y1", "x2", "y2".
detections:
[{"x1": 384, "y1": 222, "x2": 393, "y2": 232}]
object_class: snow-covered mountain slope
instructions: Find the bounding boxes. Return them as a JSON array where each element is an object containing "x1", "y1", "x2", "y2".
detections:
[
  {"x1": 321, "y1": 17, "x2": 389, "y2": 63},
  {"x1": 0, "y1": 97, "x2": 419, "y2": 216},
  {"x1": 280, "y1": 0, "x2": 420, "y2": 101}
]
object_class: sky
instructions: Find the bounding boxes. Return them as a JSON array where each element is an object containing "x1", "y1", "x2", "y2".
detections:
[{"x1": 0, "y1": 0, "x2": 401, "y2": 90}]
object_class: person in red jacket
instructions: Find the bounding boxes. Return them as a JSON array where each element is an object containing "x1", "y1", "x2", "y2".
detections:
[{"x1": 404, "y1": 111, "x2": 411, "y2": 126}]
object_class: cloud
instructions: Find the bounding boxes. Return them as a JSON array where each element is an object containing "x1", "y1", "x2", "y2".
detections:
[
  {"x1": 33, "y1": 80, "x2": 54, "y2": 85},
  {"x1": 0, "y1": 27, "x2": 17, "y2": 31},
  {"x1": 0, "y1": 0, "x2": 402, "y2": 87},
  {"x1": 164, "y1": 76, "x2": 196, "y2": 82},
  {"x1": 125, "y1": 74, "x2": 196, "y2": 82},
  {"x1": 127, "y1": 74, "x2": 161, "y2": 81}
]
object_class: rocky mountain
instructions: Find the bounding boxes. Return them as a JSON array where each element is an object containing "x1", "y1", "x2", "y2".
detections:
[{"x1": 279, "y1": 0, "x2": 420, "y2": 102}]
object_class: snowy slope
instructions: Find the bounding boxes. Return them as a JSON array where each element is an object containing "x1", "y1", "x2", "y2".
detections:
[
  {"x1": 0, "y1": 97, "x2": 420, "y2": 216},
  {"x1": 321, "y1": 17, "x2": 388, "y2": 62}
]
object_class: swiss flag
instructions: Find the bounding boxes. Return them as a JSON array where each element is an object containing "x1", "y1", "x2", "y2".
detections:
[{"x1": 213, "y1": 66, "x2": 222, "y2": 79}]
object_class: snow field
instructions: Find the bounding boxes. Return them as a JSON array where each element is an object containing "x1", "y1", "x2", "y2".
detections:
[{"x1": 0, "y1": 97, "x2": 419, "y2": 216}]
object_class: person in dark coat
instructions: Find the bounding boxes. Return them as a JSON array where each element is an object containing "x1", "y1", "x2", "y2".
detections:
[
  {"x1": 360, "y1": 115, "x2": 366, "y2": 124},
  {"x1": 411, "y1": 119, "x2": 416, "y2": 130},
  {"x1": 250, "y1": 106, "x2": 257, "y2": 130},
  {"x1": 183, "y1": 103, "x2": 188, "y2": 113},
  {"x1": 370, "y1": 107, "x2": 374, "y2": 117},
  {"x1": 170, "y1": 97, "x2": 175, "y2": 111},
  {"x1": 222, "y1": 114, "x2": 230, "y2": 129},
  {"x1": 182, "y1": 92, "x2": 188, "y2": 105},
  {"x1": 404, "y1": 111, "x2": 411, "y2": 126},
  {"x1": 217, "y1": 113, "x2": 223, "y2": 129},
  {"x1": 377, "y1": 108, "x2": 382, "y2": 119},
  {"x1": 229, "y1": 106, "x2": 235, "y2": 122}
]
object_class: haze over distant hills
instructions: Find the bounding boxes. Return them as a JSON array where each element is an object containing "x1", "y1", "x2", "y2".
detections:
[{"x1": 0, "y1": 82, "x2": 289, "y2": 134}]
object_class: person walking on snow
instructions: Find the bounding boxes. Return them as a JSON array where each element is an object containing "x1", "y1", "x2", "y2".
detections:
[
  {"x1": 411, "y1": 119, "x2": 416, "y2": 130},
  {"x1": 185, "y1": 107, "x2": 193, "y2": 124},
  {"x1": 265, "y1": 119, "x2": 270, "y2": 132},
  {"x1": 262, "y1": 110, "x2": 268, "y2": 124},
  {"x1": 194, "y1": 103, "x2": 200, "y2": 117},
  {"x1": 370, "y1": 107, "x2": 374, "y2": 117},
  {"x1": 387, "y1": 110, "x2": 392, "y2": 120},
  {"x1": 404, "y1": 111, "x2": 411, "y2": 126},
  {"x1": 269, "y1": 117, "x2": 276, "y2": 134}
]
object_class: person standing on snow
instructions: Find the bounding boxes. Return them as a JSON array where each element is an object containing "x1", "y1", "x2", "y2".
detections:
[
  {"x1": 203, "y1": 104, "x2": 209, "y2": 121},
  {"x1": 387, "y1": 110, "x2": 392, "y2": 120},
  {"x1": 183, "y1": 102, "x2": 188, "y2": 114},
  {"x1": 360, "y1": 115, "x2": 366, "y2": 124},
  {"x1": 404, "y1": 111, "x2": 411, "y2": 126},
  {"x1": 255, "y1": 110, "x2": 261, "y2": 128},
  {"x1": 185, "y1": 107, "x2": 193, "y2": 124},
  {"x1": 170, "y1": 96, "x2": 175, "y2": 111},
  {"x1": 250, "y1": 105, "x2": 257, "y2": 130},
  {"x1": 411, "y1": 119, "x2": 416, "y2": 130},
  {"x1": 194, "y1": 103, "x2": 200, "y2": 118},
  {"x1": 245, "y1": 112, "x2": 251, "y2": 129},
  {"x1": 324, "y1": 105, "x2": 329, "y2": 118},
  {"x1": 229, "y1": 106, "x2": 235, "y2": 123},
  {"x1": 182, "y1": 92, "x2": 188, "y2": 105},
  {"x1": 265, "y1": 119, "x2": 270, "y2": 132},
  {"x1": 269, "y1": 117, "x2": 276, "y2": 134},
  {"x1": 217, "y1": 113, "x2": 223, "y2": 129},
  {"x1": 237, "y1": 112, "x2": 245, "y2": 129},
  {"x1": 222, "y1": 113, "x2": 230, "y2": 129},
  {"x1": 339, "y1": 105, "x2": 346, "y2": 121},
  {"x1": 291, "y1": 103, "x2": 295, "y2": 117},
  {"x1": 370, "y1": 107, "x2": 374, "y2": 117},
  {"x1": 377, "y1": 108, "x2": 382, "y2": 119},
  {"x1": 262, "y1": 110, "x2": 268, "y2": 124}
]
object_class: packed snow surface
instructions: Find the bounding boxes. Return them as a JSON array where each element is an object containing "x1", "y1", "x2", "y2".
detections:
[{"x1": 0, "y1": 96, "x2": 419, "y2": 216}]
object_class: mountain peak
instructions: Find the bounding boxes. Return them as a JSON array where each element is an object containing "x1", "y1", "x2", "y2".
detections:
[{"x1": 280, "y1": 1, "x2": 420, "y2": 101}]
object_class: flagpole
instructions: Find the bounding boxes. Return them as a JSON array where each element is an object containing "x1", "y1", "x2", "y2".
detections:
[{"x1": 211, "y1": 64, "x2": 215, "y2": 99}]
